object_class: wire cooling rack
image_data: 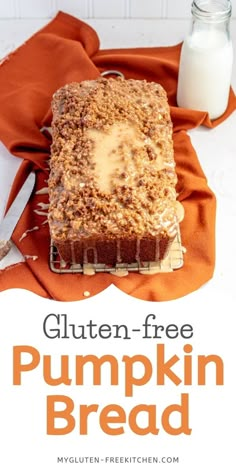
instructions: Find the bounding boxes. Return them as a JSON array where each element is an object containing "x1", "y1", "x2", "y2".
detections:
[{"x1": 49, "y1": 227, "x2": 184, "y2": 275}]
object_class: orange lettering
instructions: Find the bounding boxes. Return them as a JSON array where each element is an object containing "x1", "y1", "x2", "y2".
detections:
[
  {"x1": 198, "y1": 354, "x2": 224, "y2": 385},
  {"x1": 162, "y1": 393, "x2": 191, "y2": 435},
  {"x1": 100, "y1": 404, "x2": 125, "y2": 435},
  {"x1": 156, "y1": 344, "x2": 181, "y2": 385},
  {"x1": 123, "y1": 354, "x2": 152, "y2": 396},
  {"x1": 76, "y1": 355, "x2": 118, "y2": 385},
  {"x1": 44, "y1": 355, "x2": 71, "y2": 386},
  {"x1": 183, "y1": 344, "x2": 193, "y2": 385},
  {"x1": 129, "y1": 404, "x2": 159, "y2": 435},
  {"x1": 80, "y1": 404, "x2": 98, "y2": 434},
  {"x1": 47, "y1": 395, "x2": 75, "y2": 435},
  {"x1": 13, "y1": 345, "x2": 40, "y2": 385}
]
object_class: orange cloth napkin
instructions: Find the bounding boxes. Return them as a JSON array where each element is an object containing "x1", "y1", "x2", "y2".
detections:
[{"x1": 0, "y1": 12, "x2": 235, "y2": 301}]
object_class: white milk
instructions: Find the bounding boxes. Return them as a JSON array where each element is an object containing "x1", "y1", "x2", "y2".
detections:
[{"x1": 177, "y1": 30, "x2": 233, "y2": 120}]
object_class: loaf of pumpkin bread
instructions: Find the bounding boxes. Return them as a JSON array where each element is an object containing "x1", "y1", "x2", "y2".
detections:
[{"x1": 48, "y1": 77, "x2": 183, "y2": 266}]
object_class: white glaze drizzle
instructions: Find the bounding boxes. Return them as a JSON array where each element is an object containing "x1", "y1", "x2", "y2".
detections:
[
  {"x1": 36, "y1": 187, "x2": 49, "y2": 195},
  {"x1": 19, "y1": 226, "x2": 39, "y2": 242}
]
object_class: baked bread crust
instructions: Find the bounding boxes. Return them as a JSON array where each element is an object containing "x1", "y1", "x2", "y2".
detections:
[{"x1": 48, "y1": 77, "x2": 182, "y2": 265}]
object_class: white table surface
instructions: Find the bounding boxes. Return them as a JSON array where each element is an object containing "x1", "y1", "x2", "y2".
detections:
[{"x1": 0, "y1": 17, "x2": 236, "y2": 284}]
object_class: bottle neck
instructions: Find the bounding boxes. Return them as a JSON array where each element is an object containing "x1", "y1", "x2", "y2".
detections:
[
  {"x1": 190, "y1": 0, "x2": 232, "y2": 39},
  {"x1": 191, "y1": 0, "x2": 232, "y2": 23}
]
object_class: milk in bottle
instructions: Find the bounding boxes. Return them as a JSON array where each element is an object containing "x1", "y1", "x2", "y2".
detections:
[{"x1": 177, "y1": 0, "x2": 233, "y2": 120}]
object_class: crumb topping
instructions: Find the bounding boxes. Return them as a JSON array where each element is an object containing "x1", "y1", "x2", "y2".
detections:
[{"x1": 48, "y1": 77, "x2": 180, "y2": 242}]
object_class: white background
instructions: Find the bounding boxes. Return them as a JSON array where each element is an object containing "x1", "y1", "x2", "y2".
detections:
[
  {"x1": 0, "y1": 285, "x2": 236, "y2": 471},
  {"x1": 0, "y1": 1, "x2": 236, "y2": 470},
  {"x1": 0, "y1": 0, "x2": 236, "y2": 19},
  {"x1": 0, "y1": 0, "x2": 236, "y2": 55}
]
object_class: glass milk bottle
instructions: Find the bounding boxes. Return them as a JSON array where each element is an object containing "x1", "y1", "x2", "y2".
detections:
[{"x1": 177, "y1": 0, "x2": 233, "y2": 120}]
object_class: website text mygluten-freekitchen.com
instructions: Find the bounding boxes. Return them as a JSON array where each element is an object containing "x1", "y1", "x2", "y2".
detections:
[{"x1": 57, "y1": 456, "x2": 180, "y2": 465}]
